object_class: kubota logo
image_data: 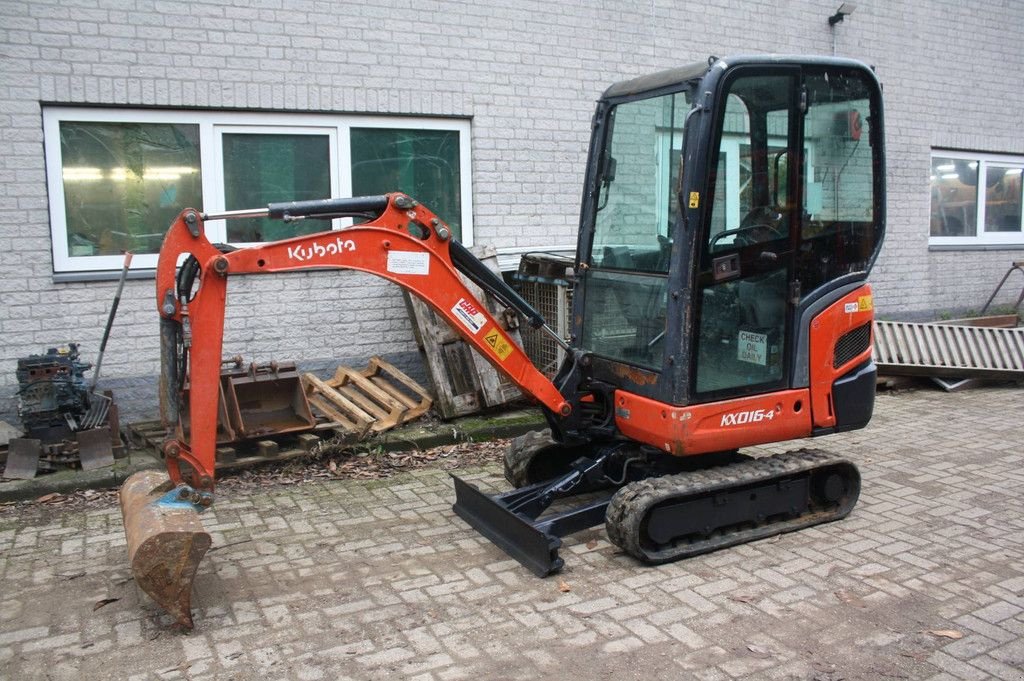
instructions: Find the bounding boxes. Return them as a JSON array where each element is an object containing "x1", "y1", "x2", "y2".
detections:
[
  {"x1": 287, "y1": 237, "x2": 356, "y2": 262},
  {"x1": 720, "y1": 408, "x2": 775, "y2": 427}
]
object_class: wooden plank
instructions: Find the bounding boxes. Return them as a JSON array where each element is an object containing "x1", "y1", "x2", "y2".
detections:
[
  {"x1": 216, "y1": 446, "x2": 237, "y2": 463},
  {"x1": 368, "y1": 357, "x2": 432, "y2": 402},
  {"x1": 336, "y1": 382, "x2": 392, "y2": 421},
  {"x1": 403, "y1": 245, "x2": 526, "y2": 419},
  {"x1": 362, "y1": 357, "x2": 432, "y2": 423},
  {"x1": 303, "y1": 373, "x2": 375, "y2": 426},
  {"x1": 214, "y1": 446, "x2": 309, "y2": 472},
  {"x1": 336, "y1": 368, "x2": 406, "y2": 414},
  {"x1": 306, "y1": 394, "x2": 367, "y2": 435}
]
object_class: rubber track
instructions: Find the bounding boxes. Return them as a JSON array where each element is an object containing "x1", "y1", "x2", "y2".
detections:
[
  {"x1": 605, "y1": 448, "x2": 859, "y2": 564},
  {"x1": 503, "y1": 430, "x2": 558, "y2": 487}
]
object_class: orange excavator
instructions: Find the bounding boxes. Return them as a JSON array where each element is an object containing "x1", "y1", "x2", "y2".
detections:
[{"x1": 120, "y1": 55, "x2": 885, "y2": 627}]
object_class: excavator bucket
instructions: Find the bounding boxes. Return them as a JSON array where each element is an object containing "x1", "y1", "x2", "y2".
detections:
[{"x1": 119, "y1": 471, "x2": 212, "y2": 629}]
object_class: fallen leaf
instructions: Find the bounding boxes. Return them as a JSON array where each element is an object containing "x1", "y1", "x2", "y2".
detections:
[
  {"x1": 729, "y1": 594, "x2": 757, "y2": 604},
  {"x1": 926, "y1": 629, "x2": 963, "y2": 640},
  {"x1": 93, "y1": 597, "x2": 120, "y2": 611},
  {"x1": 35, "y1": 493, "x2": 62, "y2": 504},
  {"x1": 558, "y1": 580, "x2": 571, "y2": 593},
  {"x1": 746, "y1": 643, "x2": 772, "y2": 658},
  {"x1": 585, "y1": 539, "x2": 598, "y2": 550},
  {"x1": 834, "y1": 589, "x2": 865, "y2": 607}
]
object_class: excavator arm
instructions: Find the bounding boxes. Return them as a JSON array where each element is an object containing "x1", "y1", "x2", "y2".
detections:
[
  {"x1": 122, "y1": 193, "x2": 580, "y2": 628},
  {"x1": 155, "y1": 193, "x2": 571, "y2": 495}
]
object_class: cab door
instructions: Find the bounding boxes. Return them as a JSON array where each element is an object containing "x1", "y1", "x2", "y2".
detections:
[{"x1": 691, "y1": 68, "x2": 801, "y2": 400}]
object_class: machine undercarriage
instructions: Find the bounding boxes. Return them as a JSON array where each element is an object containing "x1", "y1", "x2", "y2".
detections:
[{"x1": 454, "y1": 434, "x2": 860, "y2": 576}]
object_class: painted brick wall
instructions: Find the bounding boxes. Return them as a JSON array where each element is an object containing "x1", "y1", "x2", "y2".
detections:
[{"x1": 1, "y1": 0, "x2": 1022, "y2": 422}]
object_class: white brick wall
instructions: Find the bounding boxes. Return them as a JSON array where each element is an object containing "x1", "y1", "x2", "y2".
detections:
[{"x1": 1, "y1": 0, "x2": 1023, "y2": 420}]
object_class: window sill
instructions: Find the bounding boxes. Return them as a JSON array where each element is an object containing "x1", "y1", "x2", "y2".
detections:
[
  {"x1": 928, "y1": 243, "x2": 1024, "y2": 252},
  {"x1": 53, "y1": 269, "x2": 156, "y2": 284}
]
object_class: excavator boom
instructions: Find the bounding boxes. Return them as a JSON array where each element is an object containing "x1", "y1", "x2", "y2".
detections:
[{"x1": 153, "y1": 195, "x2": 569, "y2": 492}]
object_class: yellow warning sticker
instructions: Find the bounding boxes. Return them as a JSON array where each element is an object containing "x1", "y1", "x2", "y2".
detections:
[
  {"x1": 483, "y1": 328, "x2": 513, "y2": 361},
  {"x1": 858, "y1": 295, "x2": 873, "y2": 311},
  {"x1": 688, "y1": 191, "x2": 700, "y2": 209}
]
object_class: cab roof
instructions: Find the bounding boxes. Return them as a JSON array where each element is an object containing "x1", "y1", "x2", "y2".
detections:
[{"x1": 600, "y1": 55, "x2": 874, "y2": 100}]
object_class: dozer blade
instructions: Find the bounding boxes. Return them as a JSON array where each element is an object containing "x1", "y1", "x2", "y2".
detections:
[
  {"x1": 452, "y1": 475, "x2": 564, "y2": 576},
  {"x1": 119, "y1": 471, "x2": 212, "y2": 629},
  {"x1": 451, "y1": 473, "x2": 614, "y2": 577}
]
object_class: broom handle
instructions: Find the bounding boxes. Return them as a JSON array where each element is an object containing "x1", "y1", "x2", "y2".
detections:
[{"x1": 92, "y1": 252, "x2": 133, "y2": 392}]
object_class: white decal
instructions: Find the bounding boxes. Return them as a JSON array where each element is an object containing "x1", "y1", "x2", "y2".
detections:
[
  {"x1": 286, "y1": 237, "x2": 356, "y2": 262},
  {"x1": 387, "y1": 250, "x2": 430, "y2": 275},
  {"x1": 844, "y1": 302, "x2": 859, "y2": 313},
  {"x1": 737, "y1": 330, "x2": 767, "y2": 365},
  {"x1": 451, "y1": 298, "x2": 486, "y2": 334},
  {"x1": 721, "y1": 408, "x2": 776, "y2": 427}
]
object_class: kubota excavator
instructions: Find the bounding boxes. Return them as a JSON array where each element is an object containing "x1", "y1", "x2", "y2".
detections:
[{"x1": 120, "y1": 55, "x2": 885, "y2": 628}]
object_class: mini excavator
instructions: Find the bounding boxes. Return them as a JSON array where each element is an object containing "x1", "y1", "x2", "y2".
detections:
[{"x1": 120, "y1": 55, "x2": 885, "y2": 627}]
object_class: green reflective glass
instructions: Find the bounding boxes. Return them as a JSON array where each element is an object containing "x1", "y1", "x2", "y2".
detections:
[
  {"x1": 59, "y1": 121, "x2": 202, "y2": 255},
  {"x1": 222, "y1": 133, "x2": 332, "y2": 242},
  {"x1": 350, "y1": 128, "x2": 462, "y2": 239}
]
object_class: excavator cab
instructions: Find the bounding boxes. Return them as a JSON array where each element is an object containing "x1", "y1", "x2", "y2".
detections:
[
  {"x1": 455, "y1": 56, "x2": 884, "y2": 574},
  {"x1": 576, "y1": 55, "x2": 883, "y2": 416},
  {"x1": 122, "y1": 56, "x2": 885, "y2": 626}
]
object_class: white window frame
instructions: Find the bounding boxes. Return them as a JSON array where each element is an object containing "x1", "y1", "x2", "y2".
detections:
[
  {"x1": 209, "y1": 123, "x2": 341, "y2": 247},
  {"x1": 42, "y1": 107, "x2": 474, "y2": 273},
  {"x1": 929, "y1": 149, "x2": 1024, "y2": 247}
]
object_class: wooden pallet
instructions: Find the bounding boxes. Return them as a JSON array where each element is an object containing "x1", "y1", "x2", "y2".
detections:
[
  {"x1": 404, "y1": 244, "x2": 527, "y2": 419},
  {"x1": 302, "y1": 356, "x2": 432, "y2": 436}
]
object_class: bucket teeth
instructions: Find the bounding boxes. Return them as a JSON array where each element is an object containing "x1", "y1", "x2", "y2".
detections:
[{"x1": 119, "y1": 471, "x2": 212, "y2": 629}]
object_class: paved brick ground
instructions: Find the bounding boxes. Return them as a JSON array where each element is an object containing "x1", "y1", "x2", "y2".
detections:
[{"x1": 1, "y1": 386, "x2": 1022, "y2": 681}]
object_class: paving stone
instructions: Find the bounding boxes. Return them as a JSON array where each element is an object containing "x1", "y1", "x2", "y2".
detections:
[{"x1": 1, "y1": 387, "x2": 1023, "y2": 679}]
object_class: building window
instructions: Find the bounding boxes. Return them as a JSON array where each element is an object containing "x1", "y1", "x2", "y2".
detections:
[
  {"x1": 218, "y1": 127, "x2": 337, "y2": 243},
  {"x1": 350, "y1": 127, "x2": 463, "y2": 238},
  {"x1": 930, "y1": 150, "x2": 1023, "y2": 246},
  {"x1": 43, "y1": 108, "x2": 473, "y2": 273},
  {"x1": 53, "y1": 119, "x2": 203, "y2": 263}
]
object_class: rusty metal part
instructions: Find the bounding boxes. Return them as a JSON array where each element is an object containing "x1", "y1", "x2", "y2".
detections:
[
  {"x1": 119, "y1": 471, "x2": 212, "y2": 629},
  {"x1": 610, "y1": 362, "x2": 659, "y2": 386},
  {"x1": 182, "y1": 360, "x2": 316, "y2": 445},
  {"x1": 77, "y1": 426, "x2": 114, "y2": 471},
  {"x1": 4, "y1": 438, "x2": 41, "y2": 479}
]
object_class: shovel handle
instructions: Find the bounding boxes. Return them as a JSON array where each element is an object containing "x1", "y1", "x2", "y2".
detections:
[{"x1": 92, "y1": 252, "x2": 133, "y2": 391}]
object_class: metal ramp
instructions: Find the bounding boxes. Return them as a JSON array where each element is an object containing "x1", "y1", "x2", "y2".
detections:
[{"x1": 873, "y1": 321, "x2": 1024, "y2": 380}]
